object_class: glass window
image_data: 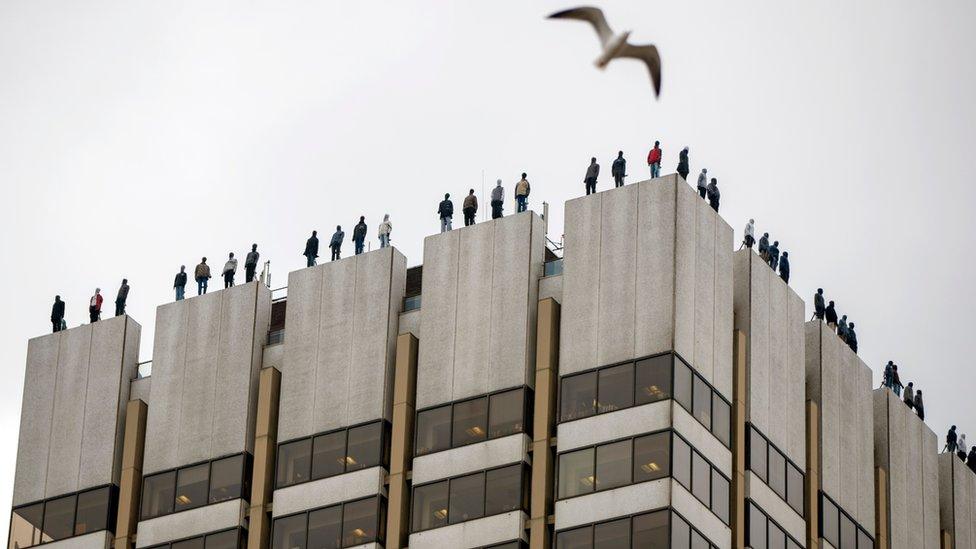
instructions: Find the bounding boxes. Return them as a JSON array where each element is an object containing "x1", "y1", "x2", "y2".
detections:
[
  {"x1": 711, "y1": 395, "x2": 731, "y2": 447},
  {"x1": 342, "y1": 497, "x2": 381, "y2": 547},
  {"x1": 768, "y1": 522, "x2": 786, "y2": 549},
  {"x1": 672, "y1": 435, "x2": 691, "y2": 489},
  {"x1": 788, "y1": 539, "x2": 803, "y2": 549},
  {"x1": 633, "y1": 432, "x2": 670, "y2": 483},
  {"x1": 858, "y1": 530, "x2": 874, "y2": 549},
  {"x1": 692, "y1": 375, "x2": 712, "y2": 428},
  {"x1": 673, "y1": 360, "x2": 693, "y2": 411},
  {"x1": 277, "y1": 439, "x2": 312, "y2": 488},
  {"x1": 449, "y1": 472, "x2": 485, "y2": 524},
  {"x1": 597, "y1": 363, "x2": 633, "y2": 413},
  {"x1": 312, "y1": 431, "x2": 346, "y2": 480},
  {"x1": 175, "y1": 463, "x2": 209, "y2": 511},
  {"x1": 712, "y1": 470, "x2": 730, "y2": 525},
  {"x1": 768, "y1": 448, "x2": 786, "y2": 499},
  {"x1": 205, "y1": 530, "x2": 240, "y2": 549},
  {"x1": 489, "y1": 389, "x2": 525, "y2": 438},
  {"x1": 691, "y1": 530, "x2": 710, "y2": 549},
  {"x1": 558, "y1": 448, "x2": 595, "y2": 499},
  {"x1": 75, "y1": 487, "x2": 111, "y2": 535},
  {"x1": 556, "y1": 526, "x2": 593, "y2": 549},
  {"x1": 41, "y1": 495, "x2": 75, "y2": 541},
  {"x1": 142, "y1": 471, "x2": 176, "y2": 519},
  {"x1": 415, "y1": 406, "x2": 451, "y2": 456},
  {"x1": 453, "y1": 398, "x2": 488, "y2": 446},
  {"x1": 632, "y1": 510, "x2": 668, "y2": 548},
  {"x1": 210, "y1": 455, "x2": 245, "y2": 504},
  {"x1": 346, "y1": 422, "x2": 383, "y2": 471},
  {"x1": 593, "y1": 518, "x2": 629, "y2": 549},
  {"x1": 561, "y1": 372, "x2": 597, "y2": 422},
  {"x1": 9, "y1": 502, "x2": 44, "y2": 549},
  {"x1": 748, "y1": 504, "x2": 767, "y2": 549},
  {"x1": 486, "y1": 465, "x2": 523, "y2": 515},
  {"x1": 692, "y1": 451, "x2": 710, "y2": 504},
  {"x1": 749, "y1": 428, "x2": 768, "y2": 482},
  {"x1": 272, "y1": 514, "x2": 307, "y2": 549},
  {"x1": 307, "y1": 506, "x2": 341, "y2": 549},
  {"x1": 173, "y1": 537, "x2": 205, "y2": 549},
  {"x1": 840, "y1": 514, "x2": 856, "y2": 549},
  {"x1": 412, "y1": 481, "x2": 449, "y2": 532},
  {"x1": 670, "y1": 513, "x2": 690, "y2": 549},
  {"x1": 821, "y1": 496, "x2": 839, "y2": 547},
  {"x1": 595, "y1": 440, "x2": 631, "y2": 491},
  {"x1": 635, "y1": 355, "x2": 672, "y2": 404},
  {"x1": 787, "y1": 464, "x2": 804, "y2": 515}
]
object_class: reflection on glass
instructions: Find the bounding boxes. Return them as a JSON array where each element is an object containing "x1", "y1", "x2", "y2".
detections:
[
  {"x1": 204, "y1": 529, "x2": 240, "y2": 549},
  {"x1": 769, "y1": 448, "x2": 786, "y2": 499},
  {"x1": 556, "y1": 526, "x2": 592, "y2": 549},
  {"x1": 597, "y1": 363, "x2": 633, "y2": 413},
  {"x1": 9, "y1": 502, "x2": 45, "y2": 549},
  {"x1": 448, "y1": 473, "x2": 485, "y2": 524},
  {"x1": 415, "y1": 406, "x2": 451, "y2": 455},
  {"x1": 635, "y1": 355, "x2": 672, "y2": 405},
  {"x1": 172, "y1": 537, "x2": 204, "y2": 549},
  {"x1": 307, "y1": 505, "x2": 341, "y2": 549},
  {"x1": 749, "y1": 427, "x2": 768, "y2": 482},
  {"x1": 748, "y1": 503, "x2": 766, "y2": 549},
  {"x1": 670, "y1": 513, "x2": 690, "y2": 549},
  {"x1": 691, "y1": 530, "x2": 710, "y2": 549},
  {"x1": 142, "y1": 471, "x2": 176, "y2": 519},
  {"x1": 712, "y1": 394, "x2": 731, "y2": 447},
  {"x1": 692, "y1": 375, "x2": 712, "y2": 428},
  {"x1": 821, "y1": 496, "x2": 839, "y2": 547},
  {"x1": 691, "y1": 451, "x2": 710, "y2": 504},
  {"x1": 209, "y1": 455, "x2": 244, "y2": 504},
  {"x1": 593, "y1": 518, "x2": 629, "y2": 549},
  {"x1": 42, "y1": 495, "x2": 75, "y2": 541},
  {"x1": 75, "y1": 487, "x2": 110, "y2": 535},
  {"x1": 276, "y1": 439, "x2": 312, "y2": 488},
  {"x1": 271, "y1": 514, "x2": 307, "y2": 549},
  {"x1": 632, "y1": 510, "x2": 668, "y2": 548},
  {"x1": 787, "y1": 464, "x2": 804, "y2": 515},
  {"x1": 768, "y1": 521, "x2": 787, "y2": 549},
  {"x1": 558, "y1": 448, "x2": 595, "y2": 499},
  {"x1": 346, "y1": 422, "x2": 383, "y2": 471},
  {"x1": 673, "y1": 361, "x2": 693, "y2": 411},
  {"x1": 412, "y1": 481, "x2": 449, "y2": 532},
  {"x1": 712, "y1": 470, "x2": 730, "y2": 525},
  {"x1": 452, "y1": 398, "x2": 488, "y2": 447},
  {"x1": 633, "y1": 432, "x2": 670, "y2": 483},
  {"x1": 175, "y1": 463, "x2": 209, "y2": 511},
  {"x1": 840, "y1": 514, "x2": 857, "y2": 549},
  {"x1": 672, "y1": 435, "x2": 691, "y2": 489},
  {"x1": 485, "y1": 465, "x2": 523, "y2": 515},
  {"x1": 489, "y1": 389, "x2": 525, "y2": 438},
  {"x1": 560, "y1": 372, "x2": 597, "y2": 422},
  {"x1": 342, "y1": 498, "x2": 380, "y2": 547},
  {"x1": 312, "y1": 431, "x2": 346, "y2": 480},
  {"x1": 595, "y1": 440, "x2": 631, "y2": 491}
]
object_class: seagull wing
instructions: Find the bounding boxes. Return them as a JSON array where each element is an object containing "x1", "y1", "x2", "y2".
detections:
[
  {"x1": 547, "y1": 6, "x2": 614, "y2": 47},
  {"x1": 618, "y1": 43, "x2": 662, "y2": 97}
]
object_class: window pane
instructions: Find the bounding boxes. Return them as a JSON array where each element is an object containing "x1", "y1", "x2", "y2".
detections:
[
  {"x1": 307, "y1": 505, "x2": 341, "y2": 549},
  {"x1": 635, "y1": 355, "x2": 671, "y2": 405},
  {"x1": 749, "y1": 428, "x2": 768, "y2": 482},
  {"x1": 692, "y1": 375, "x2": 712, "y2": 428},
  {"x1": 347, "y1": 422, "x2": 383, "y2": 471},
  {"x1": 597, "y1": 363, "x2": 634, "y2": 414},
  {"x1": 768, "y1": 448, "x2": 786, "y2": 499},
  {"x1": 453, "y1": 398, "x2": 488, "y2": 446},
  {"x1": 673, "y1": 435, "x2": 691, "y2": 489},
  {"x1": 412, "y1": 481, "x2": 449, "y2": 532},
  {"x1": 560, "y1": 373, "x2": 597, "y2": 422},
  {"x1": 449, "y1": 472, "x2": 485, "y2": 524},
  {"x1": 840, "y1": 514, "x2": 856, "y2": 549},
  {"x1": 711, "y1": 395, "x2": 731, "y2": 447},
  {"x1": 272, "y1": 514, "x2": 307, "y2": 549},
  {"x1": 556, "y1": 526, "x2": 593, "y2": 549},
  {"x1": 41, "y1": 495, "x2": 75, "y2": 541},
  {"x1": 633, "y1": 432, "x2": 670, "y2": 483},
  {"x1": 673, "y1": 360, "x2": 693, "y2": 411},
  {"x1": 691, "y1": 530, "x2": 710, "y2": 549},
  {"x1": 821, "y1": 497, "x2": 839, "y2": 547},
  {"x1": 342, "y1": 497, "x2": 380, "y2": 546},
  {"x1": 9, "y1": 502, "x2": 44, "y2": 549},
  {"x1": 711, "y1": 470, "x2": 730, "y2": 525},
  {"x1": 312, "y1": 431, "x2": 346, "y2": 480},
  {"x1": 558, "y1": 448, "x2": 595, "y2": 499},
  {"x1": 415, "y1": 406, "x2": 452, "y2": 456},
  {"x1": 593, "y1": 518, "x2": 629, "y2": 549},
  {"x1": 173, "y1": 537, "x2": 205, "y2": 549},
  {"x1": 489, "y1": 389, "x2": 525, "y2": 438},
  {"x1": 142, "y1": 471, "x2": 176, "y2": 519},
  {"x1": 858, "y1": 530, "x2": 874, "y2": 549},
  {"x1": 210, "y1": 455, "x2": 245, "y2": 504},
  {"x1": 176, "y1": 463, "x2": 209, "y2": 511},
  {"x1": 486, "y1": 465, "x2": 523, "y2": 515},
  {"x1": 671, "y1": 513, "x2": 690, "y2": 549},
  {"x1": 205, "y1": 530, "x2": 240, "y2": 549},
  {"x1": 692, "y1": 451, "x2": 710, "y2": 504},
  {"x1": 788, "y1": 539, "x2": 803, "y2": 549},
  {"x1": 787, "y1": 464, "x2": 804, "y2": 516},
  {"x1": 595, "y1": 440, "x2": 631, "y2": 491},
  {"x1": 632, "y1": 510, "x2": 668, "y2": 548},
  {"x1": 276, "y1": 439, "x2": 312, "y2": 488},
  {"x1": 75, "y1": 487, "x2": 111, "y2": 535},
  {"x1": 768, "y1": 522, "x2": 786, "y2": 549},
  {"x1": 748, "y1": 503, "x2": 767, "y2": 549}
]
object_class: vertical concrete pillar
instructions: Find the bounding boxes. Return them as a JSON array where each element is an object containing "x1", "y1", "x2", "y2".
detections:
[
  {"x1": 529, "y1": 298, "x2": 560, "y2": 549},
  {"x1": 731, "y1": 330, "x2": 747, "y2": 549},
  {"x1": 113, "y1": 399, "x2": 147, "y2": 549},
  {"x1": 806, "y1": 399, "x2": 821, "y2": 549},
  {"x1": 387, "y1": 333, "x2": 419, "y2": 549},
  {"x1": 876, "y1": 467, "x2": 889, "y2": 549},
  {"x1": 941, "y1": 530, "x2": 952, "y2": 549},
  {"x1": 247, "y1": 367, "x2": 281, "y2": 549}
]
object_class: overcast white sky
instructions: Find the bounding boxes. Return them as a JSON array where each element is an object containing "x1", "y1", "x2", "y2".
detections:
[{"x1": 1, "y1": 0, "x2": 974, "y2": 520}]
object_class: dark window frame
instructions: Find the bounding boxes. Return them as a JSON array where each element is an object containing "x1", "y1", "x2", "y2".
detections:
[
  {"x1": 142, "y1": 527, "x2": 244, "y2": 549},
  {"x1": 671, "y1": 430, "x2": 732, "y2": 527},
  {"x1": 274, "y1": 420, "x2": 391, "y2": 490},
  {"x1": 413, "y1": 386, "x2": 533, "y2": 458},
  {"x1": 746, "y1": 500, "x2": 805, "y2": 549},
  {"x1": 746, "y1": 424, "x2": 806, "y2": 517},
  {"x1": 552, "y1": 507, "x2": 719, "y2": 549},
  {"x1": 409, "y1": 462, "x2": 529, "y2": 533},
  {"x1": 140, "y1": 453, "x2": 251, "y2": 521},
  {"x1": 270, "y1": 495, "x2": 386, "y2": 549},
  {"x1": 818, "y1": 491, "x2": 874, "y2": 549},
  {"x1": 7, "y1": 484, "x2": 119, "y2": 549}
]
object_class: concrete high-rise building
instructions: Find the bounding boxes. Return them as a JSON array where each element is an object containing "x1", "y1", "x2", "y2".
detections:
[{"x1": 8, "y1": 175, "x2": 972, "y2": 549}]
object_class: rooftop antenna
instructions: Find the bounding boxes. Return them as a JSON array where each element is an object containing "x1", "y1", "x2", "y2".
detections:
[{"x1": 542, "y1": 201, "x2": 550, "y2": 236}]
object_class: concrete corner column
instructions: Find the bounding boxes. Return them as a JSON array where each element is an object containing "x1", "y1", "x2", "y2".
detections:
[
  {"x1": 114, "y1": 399, "x2": 148, "y2": 549},
  {"x1": 731, "y1": 330, "x2": 747, "y2": 549},
  {"x1": 387, "y1": 333, "x2": 419, "y2": 549},
  {"x1": 247, "y1": 367, "x2": 281, "y2": 549},
  {"x1": 875, "y1": 467, "x2": 889, "y2": 549},
  {"x1": 529, "y1": 298, "x2": 560, "y2": 549},
  {"x1": 806, "y1": 399, "x2": 820, "y2": 549}
]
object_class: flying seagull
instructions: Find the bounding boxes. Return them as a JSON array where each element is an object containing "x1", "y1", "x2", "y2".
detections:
[{"x1": 548, "y1": 6, "x2": 662, "y2": 97}]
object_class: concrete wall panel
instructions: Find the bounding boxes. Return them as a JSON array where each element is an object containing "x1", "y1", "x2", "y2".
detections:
[
  {"x1": 144, "y1": 302, "x2": 186, "y2": 473},
  {"x1": 178, "y1": 292, "x2": 222, "y2": 465},
  {"x1": 315, "y1": 257, "x2": 358, "y2": 433},
  {"x1": 693, "y1": 197, "x2": 716, "y2": 384},
  {"x1": 538, "y1": 274, "x2": 562, "y2": 303},
  {"x1": 45, "y1": 324, "x2": 93, "y2": 497},
  {"x1": 597, "y1": 184, "x2": 637, "y2": 367},
  {"x1": 767, "y1": 276, "x2": 788, "y2": 452},
  {"x1": 888, "y1": 390, "x2": 908, "y2": 546},
  {"x1": 417, "y1": 230, "x2": 460, "y2": 407},
  {"x1": 554, "y1": 479, "x2": 669, "y2": 531},
  {"x1": 713, "y1": 217, "x2": 734, "y2": 400},
  {"x1": 673, "y1": 181, "x2": 698, "y2": 369},
  {"x1": 785, "y1": 291, "x2": 806, "y2": 466},
  {"x1": 135, "y1": 499, "x2": 245, "y2": 548},
  {"x1": 674, "y1": 403, "x2": 732, "y2": 476},
  {"x1": 905, "y1": 407, "x2": 924, "y2": 549},
  {"x1": 41, "y1": 531, "x2": 112, "y2": 549},
  {"x1": 410, "y1": 510, "x2": 525, "y2": 549},
  {"x1": 271, "y1": 467, "x2": 385, "y2": 518},
  {"x1": 398, "y1": 309, "x2": 420, "y2": 337},
  {"x1": 277, "y1": 265, "x2": 321, "y2": 441},
  {"x1": 453, "y1": 222, "x2": 494, "y2": 399},
  {"x1": 556, "y1": 401, "x2": 670, "y2": 453},
  {"x1": 560, "y1": 195, "x2": 602, "y2": 376},
  {"x1": 14, "y1": 334, "x2": 60, "y2": 504},
  {"x1": 634, "y1": 178, "x2": 676, "y2": 359},
  {"x1": 836, "y1": 353, "x2": 857, "y2": 516},
  {"x1": 411, "y1": 434, "x2": 529, "y2": 485},
  {"x1": 921, "y1": 426, "x2": 940, "y2": 549},
  {"x1": 855, "y1": 361, "x2": 875, "y2": 532}
]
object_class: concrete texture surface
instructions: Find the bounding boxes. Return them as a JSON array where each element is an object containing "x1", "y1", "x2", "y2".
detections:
[
  {"x1": 271, "y1": 466, "x2": 386, "y2": 518},
  {"x1": 556, "y1": 400, "x2": 670, "y2": 453},
  {"x1": 745, "y1": 472, "x2": 805, "y2": 542},
  {"x1": 672, "y1": 479, "x2": 732, "y2": 549},
  {"x1": 409, "y1": 510, "x2": 526, "y2": 549},
  {"x1": 135, "y1": 499, "x2": 244, "y2": 548},
  {"x1": 554, "y1": 479, "x2": 669, "y2": 531},
  {"x1": 411, "y1": 433, "x2": 529, "y2": 485}
]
